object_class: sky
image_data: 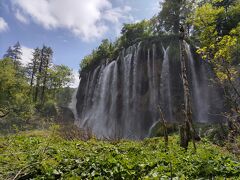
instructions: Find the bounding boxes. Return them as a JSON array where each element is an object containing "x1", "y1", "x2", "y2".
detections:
[{"x1": 0, "y1": 0, "x2": 160, "y2": 87}]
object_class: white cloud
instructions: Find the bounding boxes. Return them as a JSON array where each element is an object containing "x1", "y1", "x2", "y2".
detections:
[
  {"x1": 11, "y1": 0, "x2": 132, "y2": 41},
  {"x1": 0, "y1": 17, "x2": 8, "y2": 32},
  {"x1": 103, "y1": 6, "x2": 132, "y2": 24},
  {"x1": 15, "y1": 10, "x2": 29, "y2": 24},
  {"x1": 21, "y1": 46, "x2": 33, "y2": 66}
]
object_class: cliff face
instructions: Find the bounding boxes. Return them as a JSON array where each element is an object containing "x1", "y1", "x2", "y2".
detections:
[{"x1": 75, "y1": 37, "x2": 224, "y2": 139}]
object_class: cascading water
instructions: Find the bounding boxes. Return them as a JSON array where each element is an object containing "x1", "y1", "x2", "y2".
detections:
[
  {"x1": 69, "y1": 80, "x2": 81, "y2": 120},
  {"x1": 147, "y1": 45, "x2": 173, "y2": 137},
  {"x1": 75, "y1": 40, "x2": 224, "y2": 139},
  {"x1": 185, "y1": 43, "x2": 209, "y2": 122},
  {"x1": 160, "y1": 45, "x2": 173, "y2": 121}
]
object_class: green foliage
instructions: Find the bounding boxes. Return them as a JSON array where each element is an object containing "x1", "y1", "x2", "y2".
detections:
[
  {"x1": 192, "y1": 0, "x2": 240, "y2": 111},
  {"x1": 157, "y1": 0, "x2": 194, "y2": 34},
  {"x1": 28, "y1": 46, "x2": 74, "y2": 110},
  {"x1": 120, "y1": 20, "x2": 153, "y2": 48},
  {"x1": 0, "y1": 43, "x2": 75, "y2": 133},
  {"x1": 0, "y1": 132, "x2": 240, "y2": 179},
  {"x1": 55, "y1": 87, "x2": 75, "y2": 107},
  {"x1": 47, "y1": 65, "x2": 74, "y2": 101},
  {"x1": 80, "y1": 20, "x2": 155, "y2": 71},
  {"x1": 40, "y1": 100, "x2": 58, "y2": 118},
  {"x1": 80, "y1": 39, "x2": 115, "y2": 70},
  {"x1": 0, "y1": 58, "x2": 34, "y2": 120}
]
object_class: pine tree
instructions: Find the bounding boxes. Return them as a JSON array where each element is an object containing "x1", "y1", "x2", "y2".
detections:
[
  {"x1": 28, "y1": 48, "x2": 41, "y2": 101},
  {"x1": 34, "y1": 48, "x2": 44, "y2": 102},
  {"x1": 12, "y1": 41, "x2": 22, "y2": 67},
  {"x1": 33, "y1": 46, "x2": 53, "y2": 104},
  {"x1": 41, "y1": 46, "x2": 53, "y2": 105},
  {"x1": 3, "y1": 47, "x2": 15, "y2": 59}
]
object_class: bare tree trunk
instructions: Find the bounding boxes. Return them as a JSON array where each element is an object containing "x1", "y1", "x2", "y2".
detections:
[
  {"x1": 158, "y1": 105, "x2": 168, "y2": 149},
  {"x1": 179, "y1": 27, "x2": 196, "y2": 151}
]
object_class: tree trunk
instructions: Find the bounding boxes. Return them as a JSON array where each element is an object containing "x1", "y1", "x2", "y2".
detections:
[
  {"x1": 158, "y1": 105, "x2": 168, "y2": 149},
  {"x1": 41, "y1": 57, "x2": 50, "y2": 105},
  {"x1": 34, "y1": 49, "x2": 44, "y2": 102},
  {"x1": 179, "y1": 28, "x2": 197, "y2": 151}
]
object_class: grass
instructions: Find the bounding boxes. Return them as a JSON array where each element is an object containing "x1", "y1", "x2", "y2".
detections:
[{"x1": 0, "y1": 129, "x2": 240, "y2": 179}]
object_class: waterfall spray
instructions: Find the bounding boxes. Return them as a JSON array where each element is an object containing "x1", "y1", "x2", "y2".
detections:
[{"x1": 69, "y1": 78, "x2": 81, "y2": 120}]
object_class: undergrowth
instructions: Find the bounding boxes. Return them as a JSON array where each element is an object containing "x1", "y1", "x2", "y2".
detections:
[{"x1": 0, "y1": 128, "x2": 240, "y2": 179}]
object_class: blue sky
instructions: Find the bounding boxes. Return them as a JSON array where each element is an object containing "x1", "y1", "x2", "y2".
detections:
[{"x1": 0, "y1": 0, "x2": 160, "y2": 86}]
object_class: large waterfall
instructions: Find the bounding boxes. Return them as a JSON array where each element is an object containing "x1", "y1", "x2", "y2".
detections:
[
  {"x1": 74, "y1": 40, "x2": 223, "y2": 139},
  {"x1": 160, "y1": 45, "x2": 173, "y2": 121}
]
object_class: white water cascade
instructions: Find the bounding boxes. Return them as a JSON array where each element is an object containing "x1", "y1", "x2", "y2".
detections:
[
  {"x1": 68, "y1": 79, "x2": 81, "y2": 121},
  {"x1": 74, "y1": 40, "x2": 224, "y2": 139},
  {"x1": 185, "y1": 43, "x2": 209, "y2": 122},
  {"x1": 160, "y1": 45, "x2": 173, "y2": 121}
]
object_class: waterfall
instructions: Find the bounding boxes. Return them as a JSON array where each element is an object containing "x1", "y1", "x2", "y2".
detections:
[
  {"x1": 122, "y1": 45, "x2": 135, "y2": 137},
  {"x1": 68, "y1": 78, "x2": 81, "y2": 120},
  {"x1": 84, "y1": 61, "x2": 116, "y2": 138},
  {"x1": 75, "y1": 40, "x2": 224, "y2": 139},
  {"x1": 147, "y1": 120, "x2": 160, "y2": 137},
  {"x1": 185, "y1": 43, "x2": 209, "y2": 122},
  {"x1": 160, "y1": 45, "x2": 173, "y2": 121}
]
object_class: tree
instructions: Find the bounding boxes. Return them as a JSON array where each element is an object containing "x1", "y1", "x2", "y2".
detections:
[
  {"x1": 49, "y1": 65, "x2": 73, "y2": 95},
  {"x1": 179, "y1": 26, "x2": 197, "y2": 151},
  {"x1": 29, "y1": 48, "x2": 41, "y2": 88},
  {"x1": 3, "y1": 47, "x2": 15, "y2": 59},
  {"x1": 41, "y1": 46, "x2": 53, "y2": 104},
  {"x1": 192, "y1": 1, "x2": 240, "y2": 109},
  {"x1": 12, "y1": 41, "x2": 22, "y2": 67},
  {"x1": 33, "y1": 46, "x2": 53, "y2": 104},
  {"x1": 157, "y1": 0, "x2": 194, "y2": 34},
  {"x1": 192, "y1": 0, "x2": 240, "y2": 144},
  {"x1": 3, "y1": 42, "x2": 23, "y2": 68},
  {"x1": 120, "y1": 20, "x2": 151, "y2": 48},
  {"x1": 80, "y1": 39, "x2": 115, "y2": 70},
  {"x1": 48, "y1": 65, "x2": 74, "y2": 105},
  {"x1": 0, "y1": 58, "x2": 33, "y2": 120}
]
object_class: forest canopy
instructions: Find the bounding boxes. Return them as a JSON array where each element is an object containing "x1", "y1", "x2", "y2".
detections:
[{"x1": 0, "y1": 42, "x2": 75, "y2": 132}]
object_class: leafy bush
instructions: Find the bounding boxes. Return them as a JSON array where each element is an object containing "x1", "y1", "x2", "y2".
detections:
[
  {"x1": 0, "y1": 131, "x2": 240, "y2": 179},
  {"x1": 80, "y1": 39, "x2": 115, "y2": 71}
]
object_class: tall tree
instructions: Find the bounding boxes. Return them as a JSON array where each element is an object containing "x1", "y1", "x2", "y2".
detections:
[
  {"x1": 29, "y1": 48, "x2": 41, "y2": 88},
  {"x1": 192, "y1": 0, "x2": 240, "y2": 144},
  {"x1": 12, "y1": 41, "x2": 22, "y2": 67},
  {"x1": 157, "y1": 0, "x2": 194, "y2": 34},
  {"x1": 34, "y1": 48, "x2": 44, "y2": 102},
  {"x1": 48, "y1": 65, "x2": 74, "y2": 102},
  {"x1": 3, "y1": 47, "x2": 15, "y2": 59},
  {"x1": 41, "y1": 46, "x2": 53, "y2": 104},
  {"x1": 179, "y1": 26, "x2": 197, "y2": 150}
]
